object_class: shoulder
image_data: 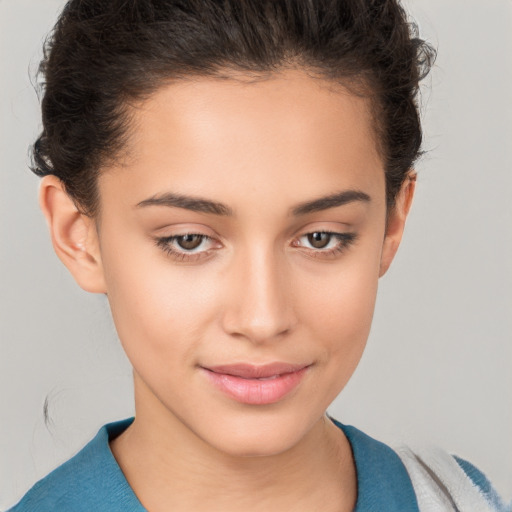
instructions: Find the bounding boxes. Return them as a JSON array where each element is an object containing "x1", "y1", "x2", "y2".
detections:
[
  {"x1": 454, "y1": 456, "x2": 509, "y2": 512},
  {"x1": 6, "y1": 418, "x2": 144, "y2": 512},
  {"x1": 395, "y1": 444, "x2": 509, "y2": 512},
  {"x1": 331, "y1": 416, "x2": 509, "y2": 512},
  {"x1": 332, "y1": 419, "x2": 421, "y2": 510}
]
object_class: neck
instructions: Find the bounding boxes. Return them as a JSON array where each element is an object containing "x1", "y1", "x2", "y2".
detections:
[{"x1": 110, "y1": 377, "x2": 357, "y2": 512}]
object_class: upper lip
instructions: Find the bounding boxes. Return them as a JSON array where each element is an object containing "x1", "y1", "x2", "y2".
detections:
[{"x1": 203, "y1": 362, "x2": 310, "y2": 379}]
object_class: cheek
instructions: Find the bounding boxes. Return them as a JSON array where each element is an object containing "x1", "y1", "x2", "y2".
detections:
[
  {"x1": 301, "y1": 239, "x2": 380, "y2": 337},
  {"x1": 101, "y1": 239, "x2": 221, "y2": 372},
  {"x1": 307, "y1": 269, "x2": 378, "y2": 357},
  {"x1": 296, "y1": 245, "x2": 381, "y2": 397}
]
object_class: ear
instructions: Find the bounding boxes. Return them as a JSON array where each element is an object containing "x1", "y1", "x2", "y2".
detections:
[
  {"x1": 39, "y1": 175, "x2": 107, "y2": 293},
  {"x1": 379, "y1": 172, "x2": 416, "y2": 277}
]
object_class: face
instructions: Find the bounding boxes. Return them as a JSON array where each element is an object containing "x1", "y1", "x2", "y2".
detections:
[{"x1": 88, "y1": 69, "x2": 403, "y2": 457}]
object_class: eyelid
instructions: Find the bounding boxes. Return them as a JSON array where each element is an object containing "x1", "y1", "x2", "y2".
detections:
[{"x1": 152, "y1": 222, "x2": 220, "y2": 238}]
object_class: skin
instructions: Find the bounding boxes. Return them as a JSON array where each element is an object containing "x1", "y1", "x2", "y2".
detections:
[{"x1": 39, "y1": 68, "x2": 415, "y2": 511}]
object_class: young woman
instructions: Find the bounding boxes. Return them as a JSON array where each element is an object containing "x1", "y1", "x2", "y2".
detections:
[{"x1": 5, "y1": 0, "x2": 509, "y2": 511}]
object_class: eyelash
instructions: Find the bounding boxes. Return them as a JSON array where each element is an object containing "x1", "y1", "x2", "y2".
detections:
[
  {"x1": 293, "y1": 231, "x2": 357, "y2": 259},
  {"x1": 154, "y1": 231, "x2": 357, "y2": 262},
  {"x1": 155, "y1": 234, "x2": 217, "y2": 262}
]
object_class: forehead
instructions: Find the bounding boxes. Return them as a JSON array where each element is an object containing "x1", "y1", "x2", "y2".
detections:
[{"x1": 101, "y1": 68, "x2": 384, "y2": 213}]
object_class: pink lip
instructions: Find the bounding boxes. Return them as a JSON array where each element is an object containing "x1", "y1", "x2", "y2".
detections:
[{"x1": 201, "y1": 362, "x2": 310, "y2": 405}]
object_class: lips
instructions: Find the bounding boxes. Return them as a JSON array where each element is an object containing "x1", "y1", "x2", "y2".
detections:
[
  {"x1": 206, "y1": 362, "x2": 308, "y2": 379},
  {"x1": 201, "y1": 362, "x2": 311, "y2": 405}
]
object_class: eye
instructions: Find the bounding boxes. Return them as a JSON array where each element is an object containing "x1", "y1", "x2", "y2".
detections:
[
  {"x1": 306, "y1": 232, "x2": 334, "y2": 249},
  {"x1": 172, "y1": 234, "x2": 204, "y2": 251},
  {"x1": 293, "y1": 231, "x2": 357, "y2": 259},
  {"x1": 155, "y1": 233, "x2": 218, "y2": 262}
]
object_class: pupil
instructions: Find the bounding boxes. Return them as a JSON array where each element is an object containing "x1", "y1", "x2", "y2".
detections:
[
  {"x1": 178, "y1": 234, "x2": 202, "y2": 250},
  {"x1": 308, "y1": 232, "x2": 330, "y2": 249}
]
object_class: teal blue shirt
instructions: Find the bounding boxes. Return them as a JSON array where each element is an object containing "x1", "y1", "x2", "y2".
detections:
[{"x1": 6, "y1": 417, "x2": 501, "y2": 511}]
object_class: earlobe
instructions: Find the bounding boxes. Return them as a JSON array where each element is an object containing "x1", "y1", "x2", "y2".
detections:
[
  {"x1": 39, "y1": 175, "x2": 107, "y2": 293},
  {"x1": 379, "y1": 173, "x2": 416, "y2": 277}
]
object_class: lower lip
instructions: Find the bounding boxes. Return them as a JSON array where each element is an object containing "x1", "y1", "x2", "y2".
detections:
[{"x1": 202, "y1": 367, "x2": 309, "y2": 405}]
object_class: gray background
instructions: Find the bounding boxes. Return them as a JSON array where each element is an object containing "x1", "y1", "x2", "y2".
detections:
[{"x1": 1, "y1": 0, "x2": 511, "y2": 508}]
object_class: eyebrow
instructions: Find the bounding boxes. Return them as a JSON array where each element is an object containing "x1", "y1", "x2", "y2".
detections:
[
  {"x1": 136, "y1": 192, "x2": 234, "y2": 216},
  {"x1": 135, "y1": 189, "x2": 371, "y2": 216},
  {"x1": 291, "y1": 190, "x2": 371, "y2": 215}
]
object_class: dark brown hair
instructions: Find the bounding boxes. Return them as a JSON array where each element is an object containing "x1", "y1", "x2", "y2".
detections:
[{"x1": 32, "y1": 0, "x2": 435, "y2": 217}]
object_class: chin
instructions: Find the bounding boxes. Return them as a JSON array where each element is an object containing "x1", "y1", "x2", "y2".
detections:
[{"x1": 194, "y1": 406, "x2": 320, "y2": 459}]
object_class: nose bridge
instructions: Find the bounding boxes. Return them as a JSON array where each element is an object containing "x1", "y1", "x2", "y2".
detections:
[{"x1": 222, "y1": 239, "x2": 295, "y2": 344}]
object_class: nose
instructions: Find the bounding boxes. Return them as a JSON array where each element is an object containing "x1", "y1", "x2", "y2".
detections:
[{"x1": 221, "y1": 244, "x2": 296, "y2": 345}]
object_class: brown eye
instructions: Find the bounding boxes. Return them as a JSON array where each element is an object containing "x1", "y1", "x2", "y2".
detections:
[
  {"x1": 177, "y1": 234, "x2": 204, "y2": 250},
  {"x1": 155, "y1": 233, "x2": 219, "y2": 262},
  {"x1": 307, "y1": 232, "x2": 331, "y2": 249}
]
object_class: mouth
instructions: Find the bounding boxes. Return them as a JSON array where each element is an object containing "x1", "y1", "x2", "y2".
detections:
[{"x1": 200, "y1": 362, "x2": 311, "y2": 405}]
